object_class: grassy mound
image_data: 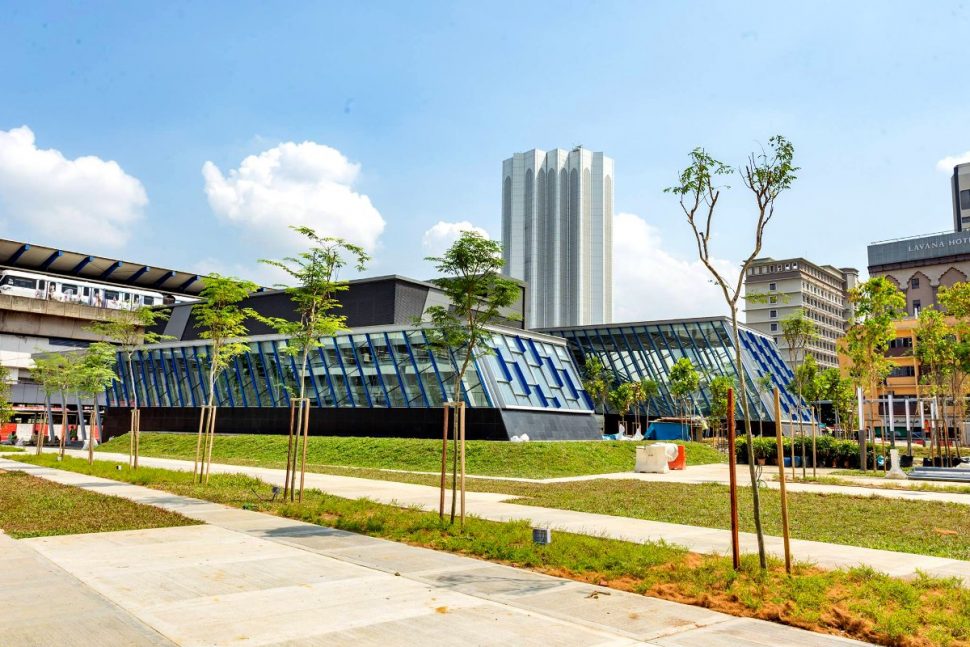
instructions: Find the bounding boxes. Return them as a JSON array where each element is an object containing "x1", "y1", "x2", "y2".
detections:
[{"x1": 98, "y1": 433, "x2": 725, "y2": 478}]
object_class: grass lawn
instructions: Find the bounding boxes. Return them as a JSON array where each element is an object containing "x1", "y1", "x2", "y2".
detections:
[
  {"x1": 180, "y1": 460, "x2": 970, "y2": 560},
  {"x1": 0, "y1": 468, "x2": 198, "y2": 538},
  {"x1": 97, "y1": 432, "x2": 725, "y2": 478},
  {"x1": 11, "y1": 453, "x2": 970, "y2": 647},
  {"x1": 0, "y1": 446, "x2": 24, "y2": 452},
  {"x1": 784, "y1": 474, "x2": 970, "y2": 495}
]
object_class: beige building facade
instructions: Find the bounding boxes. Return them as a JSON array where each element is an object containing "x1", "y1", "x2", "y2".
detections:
[
  {"x1": 743, "y1": 258, "x2": 859, "y2": 371},
  {"x1": 867, "y1": 231, "x2": 970, "y2": 316}
]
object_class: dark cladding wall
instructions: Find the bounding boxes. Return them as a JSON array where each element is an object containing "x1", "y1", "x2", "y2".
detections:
[
  {"x1": 101, "y1": 406, "x2": 598, "y2": 441},
  {"x1": 159, "y1": 276, "x2": 526, "y2": 341},
  {"x1": 163, "y1": 279, "x2": 423, "y2": 341}
]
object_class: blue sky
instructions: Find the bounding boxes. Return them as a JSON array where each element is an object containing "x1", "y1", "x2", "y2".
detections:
[{"x1": 2, "y1": 1, "x2": 968, "y2": 317}]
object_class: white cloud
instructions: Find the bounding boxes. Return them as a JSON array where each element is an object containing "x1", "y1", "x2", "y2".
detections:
[
  {"x1": 936, "y1": 152, "x2": 970, "y2": 172},
  {"x1": 202, "y1": 141, "x2": 385, "y2": 253},
  {"x1": 0, "y1": 125, "x2": 147, "y2": 248},
  {"x1": 613, "y1": 212, "x2": 736, "y2": 321},
  {"x1": 421, "y1": 220, "x2": 490, "y2": 257}
]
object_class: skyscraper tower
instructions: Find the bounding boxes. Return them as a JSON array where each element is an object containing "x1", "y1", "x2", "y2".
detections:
[{"x1": 501, "y1": 147, "x2": 613, "y2": 328}]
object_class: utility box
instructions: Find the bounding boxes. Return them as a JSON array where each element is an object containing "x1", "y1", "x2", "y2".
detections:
[{"x1": 532, "y1": 527, "x2": 552, "y2": 545}]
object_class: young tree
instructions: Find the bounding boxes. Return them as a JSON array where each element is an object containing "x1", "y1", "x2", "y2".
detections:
[
  {"x1": 937, "y1": 283, "x2": 970, "y2": 458},
  {"x1": 423, "y1": 231, "x2": 521, "y2": 525},
  {"x1": 581, "y1": 357, "x2": 611, "y2": 432},
  {"x1": 75, "y1": 343, "x2": 119, "y2": 464},
  {"x1": 193, "y1": 275, "x2": 258, "y2": 485},
  {"x1": 638, "y1": 377, "x2": 659, "y2": 434},
  {"x1": 608, "y1": 382, "x2": 636, "y2": 434},
  {"x1": 782, "y1": 311, "x2": 819, "y2": 477},
  {"x1": 845, "y1": 277, "x2": 906, "y2": 471},
  {"x1": 754, "y1": 373, "x2": 775, "y2": 439},
  {"x1": 89, "y1": 307, "x2": 171, "y2": 467},
  {"x1": 792, "y1": 354, "x2": 822, "y2": 474},
  {"x1": 707, "y1": 375, "x2": 735, "y2": 445},
  {"x1": 666, "y1": 135, "x2": 797, "y2": 569},
  {"x1": 257, "y1": 227, "x2": 369, "y2": 501},
  {"x1": 915, "y1": 307, "x2": 953, "y2": 463},
  {"x1": 0, "y1": 366, "x2": 13, "y2": 437},
  {"x1": 668, "y1": 357, "x2": 700, "y2": 440},
  {"x1": 817, "y1": 367, "x2": 856, "y2": 434},
  {"x1": 32, "y1": 353, "x2": 74, "y2": 458}
]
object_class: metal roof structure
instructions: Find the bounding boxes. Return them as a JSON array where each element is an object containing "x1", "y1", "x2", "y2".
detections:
[{"x1": 0, "y1": 238, "x2": 205, "y2": 296}]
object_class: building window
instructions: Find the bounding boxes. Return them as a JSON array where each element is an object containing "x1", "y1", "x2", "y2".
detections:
[
  {"x1": 769, "y1": 282, "x2": 776, "y2": 291},
  {"x1": 769, "y1": 309, "x2": 777, "y2": 318},
  {"x1": 770, "y1": 323, "x2": 778, "y2": 332},
  {"x1": 911, "y1": 277, "x2": 919, "y2": 289},
  {"x1": 769, "y1": 296, "x2": 777, "y2": 304},
  {"x1": 913, "y1": 299, "x2": 921, "y2": 315},
  {"x1": 961, "y1": 189, "x2": 970, "y2": 210}
]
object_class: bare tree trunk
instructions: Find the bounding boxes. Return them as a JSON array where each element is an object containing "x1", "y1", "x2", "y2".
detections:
[
  {"x1": 127, "y1": 354, "x2": 139, "y2": 469},
  {"x1": 59, "y1": 391, "x2": 68, "y2": 459},
  {"x1": 730, "y1": 317, "x2": 767, "y2": 569}
]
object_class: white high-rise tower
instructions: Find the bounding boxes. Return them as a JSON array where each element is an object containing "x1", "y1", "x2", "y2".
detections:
[{"x1": 501, "y1": 147, "x2": 613, "y2": 328}]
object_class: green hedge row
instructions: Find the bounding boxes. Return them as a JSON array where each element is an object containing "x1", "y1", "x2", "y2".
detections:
[{"x1": 735, "y1": 436, "x2": 882, "y2": 468}]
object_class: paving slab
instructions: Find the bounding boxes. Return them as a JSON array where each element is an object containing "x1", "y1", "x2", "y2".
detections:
[{"x1": 0, "y1": 533, "x2": 175, "y2": 647}]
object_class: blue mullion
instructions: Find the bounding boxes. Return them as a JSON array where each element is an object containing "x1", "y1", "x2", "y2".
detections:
[
  {"x1": 365, "y1": 335, "x2": 392, "y2": 408},
  {"x1": 383, "y1": 333, "x2": 410, "y2": 408},
  {"x1": 255, "y1": 345, "x2": 277, "y2": 407},
  {"x1": 706, "y1": 323, "x2": 749, "y2": 420},
  {"x1": 610, "y1": 328, "x2": 641, "y2": 383},
  {"x1": 639, "y1": 327, "x2": 679, "y2": 416},
  {"x1": 347, "y1": 336, "x2": 373, "y2": 407},
  {"x1": 270, "y1": 341, "x2": 292, "y2": 407},
  {"x1": 315, "y1": 346, "x2": 338, "y2": 407},
  {"x1": 155, "y1": 351, "x2": 175, "y2": 407},
  {"x1": 167, "y1": 351, "x2": 185, "y2": 408},
  {"x1": 404, "y1": 332, "x2": 432, "y2": 407},
  {"x1": 179, "y1": 347, "x2": 198, "y2": 407},
  {"x1": 232, "y1": 356, "x2": 249, "y2": 408},
  {"x1": 470, "y1": 353, "x2": 494, "y2": 407},
  {"x1": 680, "y1": 324, "x2": 713, "y2": 411},
  {"x1": 142, "y1": 350, "x2": 162, "y2": 407},
  {"x1": 619, "y1": 328, "x2": 662, "y2": 416},
  {"x1": 220, "y1": 365, "x2": 235, "y2": 407},
  {"x1": 663, "y1": 324, "x2": 702, "y2": 416},
  {"x1": 446, "y1": 345, "x2": 476, "y2": 406},
  {"x1": 330, "y1": 337, "x2": 355, "y2": 407},
  {"x1": 640, "y1": 327, "x2": 679, "y2": 415},
  {"x1": 717, "y1": 323, "x2": 769, "y2": 421},
  {"x1": 117, "y1": 353, "x2": 131, "y2": 405},
  {"x1": 242, "y1": 352, "x2": 262, "y2": 407},
  {"x1": 417, "y1": 330, "x2": 448, "y2": 405},
  {"x1": 584, "y1": 328, "x2": 625, "y2": 383},
  {"x1": 133, "y1": 351, "x2": 150, "y2": 407},
  {"x1": 286, "y1": 349, "x2": 306, "y2": 401},
  {"x1": 301, "y1": 349, "x2": 325, "y2": 408},
  {"x1": 191, "y1": 346, "x2": 210, "y2": 405}
]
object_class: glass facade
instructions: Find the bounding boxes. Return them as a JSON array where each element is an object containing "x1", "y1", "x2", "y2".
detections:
[
  {"x1": 544, "y1": 318, "x2": 808, "y2": 422},
  {"x1": 107, "y1": 326, "x2": 593, "y2": 413}
]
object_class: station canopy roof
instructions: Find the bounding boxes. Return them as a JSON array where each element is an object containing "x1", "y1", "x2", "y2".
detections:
[{"x1": 0, "y1": 238, "x2": 206, "y2": 296}]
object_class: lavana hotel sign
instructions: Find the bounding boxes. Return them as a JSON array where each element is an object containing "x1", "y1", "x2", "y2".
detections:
[{"x1": 869, "y1": 231, "x2": 970, "y2": 266}]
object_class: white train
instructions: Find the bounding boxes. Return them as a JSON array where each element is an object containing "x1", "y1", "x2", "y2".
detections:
[{"x1": 0, "y1": 269, "x2": 179, "y2": 309}]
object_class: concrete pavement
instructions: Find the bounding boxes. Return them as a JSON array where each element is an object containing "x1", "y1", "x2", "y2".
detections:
[
  {"x1": 1, "y1": 458, "x2": 870, "y2": 646},
  {"x1": 0, "y1": 532, "x2": 174, "y2": 646},
  {"x1": 25, "y1": 449, "x2": 970, "y2": 585}
]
